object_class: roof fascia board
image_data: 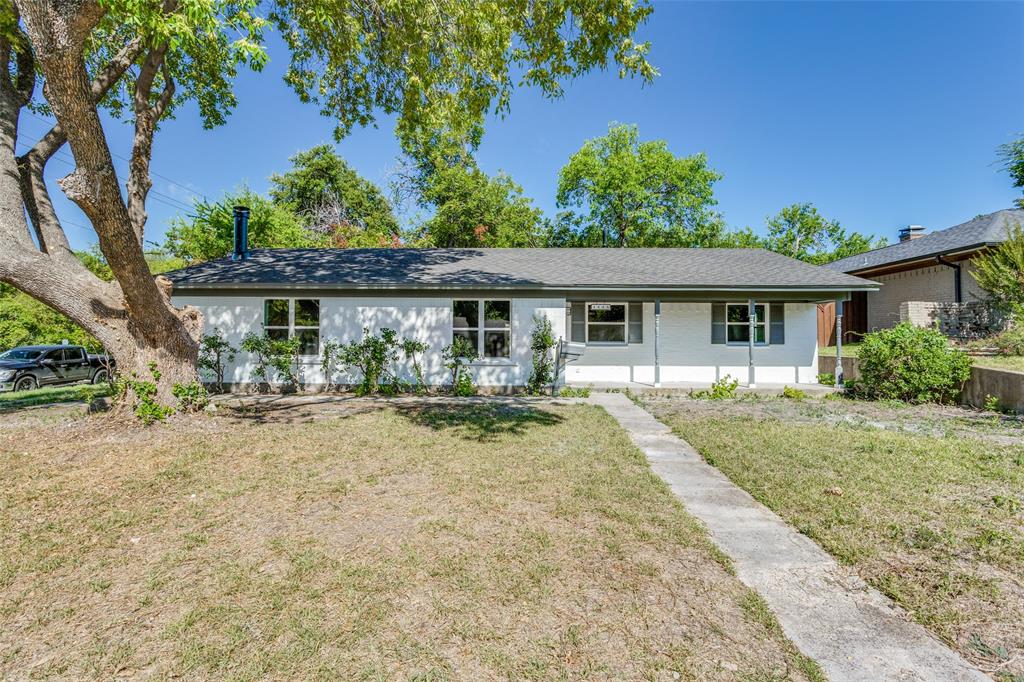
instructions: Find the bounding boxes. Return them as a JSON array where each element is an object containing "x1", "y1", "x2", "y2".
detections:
[{"x1": 844, "y1": 242, "x2": 998, "y2": 276}]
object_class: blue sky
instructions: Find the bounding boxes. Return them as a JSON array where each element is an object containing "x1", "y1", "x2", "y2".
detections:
[{"x1": 23, "y1": 0, "x2": 1024, "y2": 252}]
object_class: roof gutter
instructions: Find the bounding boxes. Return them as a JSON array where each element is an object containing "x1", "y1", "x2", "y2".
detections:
[
  {"x1": 170, "y1": 282, "x2": 879, "y2": 293},
  {"x1": 935, "y1": 255, "x2": 962, "y2": 303},
  {"x1": 842, "y1": 242, "x2": 998, "y2": 277}
]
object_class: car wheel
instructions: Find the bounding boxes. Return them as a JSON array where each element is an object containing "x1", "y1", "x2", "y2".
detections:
[
  {"x1": 14, "y1": 375, "x2": 37, "y2": 392},
  {"x1": 92, "y1": 368, "x2": 109, "y2": 384}
]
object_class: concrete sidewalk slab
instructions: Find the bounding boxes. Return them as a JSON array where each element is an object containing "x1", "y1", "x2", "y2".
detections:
[{"x1": 590, "y1": 392, "x2": 989, "y2": 682}]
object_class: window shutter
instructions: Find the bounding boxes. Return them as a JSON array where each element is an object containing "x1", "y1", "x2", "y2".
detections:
[
  {"x1": 571, "y1": 302, "x2": 586, "y2": 343},
  {"x1": 628, "y1": 303, "x2": 643, "y2": 343},
  {"x1": 711, "y1": 303, "x2": 726, "y2": 344},
  {"x1": 770, "y1": 303, "x2": 785, "y2": 344}
]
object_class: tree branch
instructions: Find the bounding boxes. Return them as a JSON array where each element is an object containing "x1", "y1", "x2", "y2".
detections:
[
  {"x1": 17, "y1": 36, "x2": 143, "y2": 259},
  {"x1": 127, "y1": 44, "x2": 173, "y2": 241}
]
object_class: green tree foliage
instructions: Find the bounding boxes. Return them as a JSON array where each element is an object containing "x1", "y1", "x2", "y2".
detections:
[
  {"x1": 271, "y1": 2, "x2": 656, "y2": 150},
  {"x1": 410, "y1": 163, "x2": 545, "y2": 247},
  {"x1": 442, "y1": 336, "x2": 479, "y2": 396},
  {"x1": 971, "y1": 221, "x2": 1024, "y2": 317},
  {"x1": 555, "y1": 123, "x2": 724, "y2": 247},
  {"x1": 856, "y1": 323, "x2": 972, "y2": 404},
  {"x1": 997, "y1": 135, "x2": 1024, "y2": 209},
  {"x1": 761, "y1": 203, "x2": 885, "y2": 265},
  {"x1": 270, "y1": 145, "x2": 400, "y2": 247},
  {"x1": 164, "y1": 190, "x2": 319, "y2": 264},
  {"x1": 197, "y1": 329, "x2": 236, "y2": 393}
]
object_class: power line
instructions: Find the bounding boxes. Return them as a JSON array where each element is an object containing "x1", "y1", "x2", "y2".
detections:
[
  {"x1": 23, "y1": 111, "x2": 206, "y2": 210},
  {"x1": 15, "y1": 132, "x2": 198, "y2": 215}
]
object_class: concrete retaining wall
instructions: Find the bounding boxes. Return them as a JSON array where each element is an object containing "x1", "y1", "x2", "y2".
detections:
[
  {"x1": 818, "y1": 356, "x2": 1024, "y2": 412},
  {"x1": 818, "y1": 355, "x2": 861, "y2": 381},
  {"x1": 960, "y1": 365, "x2": 1024, "y2": 412}
]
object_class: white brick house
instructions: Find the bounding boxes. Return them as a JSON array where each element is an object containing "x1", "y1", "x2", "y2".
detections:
[{"x1": 167, "y1": 245, "x2": 877, "y2": 390}]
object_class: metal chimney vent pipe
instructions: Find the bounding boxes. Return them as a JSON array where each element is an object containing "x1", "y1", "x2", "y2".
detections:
[{"x1": 232, "y1": 205, "x2": 250, "y2": 260}]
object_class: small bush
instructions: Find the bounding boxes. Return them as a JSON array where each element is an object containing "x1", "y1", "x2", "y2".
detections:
[
  {"x1": 856, "y1": 323, "x2": 972, "y2": 403},
  {"x1": 240, "y1": 332, "x2": 301, "y2": 392},
  {"x1": 337, "y1": 327, "x2": 401, "y2": 395},
  {"x1": 692, "y1": 375, "x2": 739, "y2": 400},
  {"x1": 172, "y1": 381, "x2": 209, "y2": 411},
  {"x1": 991, "y1": 324, "x2": 1024, "y2": 356},
  {"x1": 780, "y1": 386, "x2": 806, "y2": 400},
  {"x1": 442, "y1": 336, "x2": 478, "y2": 396},
  {"x1": 527, "y1": 314, "x2": 557, "y2": 394},
  {"x1": 558, "y1": 385, "x2": 592, "y2": 398},
  {"x1": 816, "y1": 372, "x2": 835, "y2": 385},
  {"x1": 197, "y1": 329, "x2": 235, "y2": 393},
  {"x1": 119, "y1": 362, "x2": 174, "y2": 424}
]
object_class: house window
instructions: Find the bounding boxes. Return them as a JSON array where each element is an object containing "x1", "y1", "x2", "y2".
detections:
[
  {"x1": 726, "y1": 303, "x2": 767, "y2": 345},
  {"x1": 453, "y1": 300, "x2": 511, "y2": 358},
  {"x1": 587, "y1": 303, "x2": 627, "y2": 344},
  {"x1": 263, "y1": 298, "x2": 320, "y2": 356}
]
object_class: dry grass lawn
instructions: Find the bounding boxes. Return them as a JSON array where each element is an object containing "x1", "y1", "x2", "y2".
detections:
[
  {"x1": 1, "y1": 397, "x2": 820, "y2": 681},
  {"x1": 644, "y1": 394, "x2": 1024, "y2": 682}
]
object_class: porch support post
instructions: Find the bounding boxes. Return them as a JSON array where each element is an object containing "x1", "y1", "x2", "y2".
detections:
[
  {"x1": 654, "y1": 299, "x2": 661, "y2": 388},
  {"x1": 835, "y1": 298, "x2": 845, "y2": 388},
  {"x1": 748, "y1": 299, "x2": 757, "y2": 388}
]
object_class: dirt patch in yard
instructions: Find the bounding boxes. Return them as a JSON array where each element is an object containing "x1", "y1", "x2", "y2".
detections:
[
  {"x1": 1, "y1": 398, "x2": 820, "y2": 680},
  {"x1": 644, "y1": 394, "x2": 1024, "y2": 681}
]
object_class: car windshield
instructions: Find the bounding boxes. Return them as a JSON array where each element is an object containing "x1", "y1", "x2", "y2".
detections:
[{"x1": 0, "y1": 348, "x2": 44, "y2": 360}]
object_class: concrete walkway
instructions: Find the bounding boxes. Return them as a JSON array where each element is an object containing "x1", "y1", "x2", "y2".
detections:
[{"x1": 589, "y1": 392, "x2": 989, "y2": 682}]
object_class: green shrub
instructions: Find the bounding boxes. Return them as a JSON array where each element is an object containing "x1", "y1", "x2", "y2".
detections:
[
  {"x1": 337, "y1": 327, "x2": 400, "y2": 395},
  {"x1": 558, "y1": 385, "x2": 592, "y2": 398},
  {"x1": 856, "y1": 323, "x2": 972, "y2": 403},
  {"x1": 400, "y1": 337, "x2": 429, "y2": 393},
  {"x1": 197, "y1": 328, "x2": 235, "y2": 393},
  {"x1": 692, "y1": 375, "x2": 739, "y2": 400},
  {"x1": 991, "y1": 323, "x2": 1024, "y2": 356},
  {"x1": 816, "y1": 372, "x2": 835, "y2": 385},
  {"x1": 240, "y1": 332, "x2": 302, "y2": 391},
  {"x1": 442, "y1": 336, "x2": 478, "y2": 396},
  {"x1": 118, "y1": 362, "x2": 174, "y2": 424},
  {"x1": 780, "y1": 385, "x2": 806, "y2": 400},
  {"x1": 172, "y1": 381, "x2": 209, "y2": 411},
  {"x1": 526, "y1": 314, "x2": 557, "y2": 394}
]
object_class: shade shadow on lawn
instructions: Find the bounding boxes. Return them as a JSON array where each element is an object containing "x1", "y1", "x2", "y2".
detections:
[{"x1": 399, "y1": 400, "x2": 564, "y2": 442}]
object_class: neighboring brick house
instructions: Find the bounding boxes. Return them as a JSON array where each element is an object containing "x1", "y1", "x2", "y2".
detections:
[{"x1": 823, "y1": 208, "x2": 1023, "y2": 341}]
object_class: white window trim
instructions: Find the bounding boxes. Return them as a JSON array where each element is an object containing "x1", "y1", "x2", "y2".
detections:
[
  {"x1": 725, "y1": 302, "x2": 769, "y2": 347},
  {"x1": 586, "y1": 301, "x2": 629, "y2": 346},
  {"x1": 452, "y1": 299, "x2": 513, "y2": 360},
  {"x1": 264, "y1": 298, "x2": 322, "y2": 358}
]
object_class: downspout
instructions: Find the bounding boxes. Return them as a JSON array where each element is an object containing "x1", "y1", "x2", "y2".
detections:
[{"x1": 935, "y1": 255, "x2": 962, "y2": 303}]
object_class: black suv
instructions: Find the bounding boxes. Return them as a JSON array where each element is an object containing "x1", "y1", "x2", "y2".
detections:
[{"x1": 0, "y1": 345, "x2": 114, "y2": 393}]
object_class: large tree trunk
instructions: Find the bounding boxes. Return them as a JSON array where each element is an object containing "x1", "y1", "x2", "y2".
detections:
[{"x1": 0, "y1": 0, "x2": 204, "y2": 411}]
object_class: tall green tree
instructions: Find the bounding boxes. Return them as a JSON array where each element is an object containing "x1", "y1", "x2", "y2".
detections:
[
  {"x1": 0, "y1": 0, "x2": 654, "y2": 407},
  {"x1": 165, "y1": 191, "x2": 319, "y2": 264},
  {"x1": 971, "y1": 221, "x2": 1024, "y2": 316},
  {"x1": 270, "y1": 145, "x2": 400, "y2": 246},
  {"x1": 410, "y1": 163, "x2": 544, "y2": 247},
  {"x1": 556, "y1": 123, "x2": 723, "y2": 247},
  {"x1": 761, "y1": 203, "x2": 884, "y2": 264},
  {"x1": 997, "y1": 135, "x2": 1024, "y2": 209}
]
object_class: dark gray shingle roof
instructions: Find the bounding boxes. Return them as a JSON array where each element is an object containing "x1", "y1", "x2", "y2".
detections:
[
  {"x1": 166, "y1": 247, "x2": 875, "y2": 291},
  {"x1": 826, "y1": 208, "x2": 1024, "y2": 274}
]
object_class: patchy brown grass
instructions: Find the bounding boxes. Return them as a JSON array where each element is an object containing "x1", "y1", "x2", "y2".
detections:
[
  {"x1": 644, "y1": 394, "x2": 1024, "y2": 681},
  {"x1": 1, "y1": 398, "x2": 819, "y2": 681}
]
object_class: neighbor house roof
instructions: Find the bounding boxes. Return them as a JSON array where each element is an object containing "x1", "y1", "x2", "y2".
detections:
[
  {"x1": 826, "y1": 208, "x2": 1023, "y2": 274},
  {"x1": 166, "y1": 247, "x2": 876, "y2": 292}
]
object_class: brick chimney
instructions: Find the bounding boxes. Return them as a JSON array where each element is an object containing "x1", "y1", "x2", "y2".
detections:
[{"x1": 898, "y1": 224, "x2": 925, "y2": 242}]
